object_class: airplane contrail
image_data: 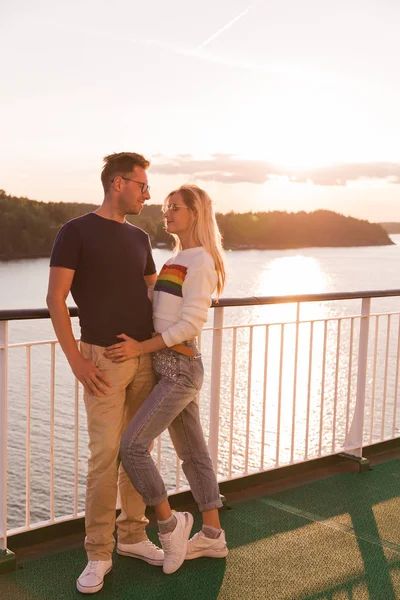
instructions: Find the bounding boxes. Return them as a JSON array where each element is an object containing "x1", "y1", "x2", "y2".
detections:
[{"x1": 193, "y1": 3, "x2": 256, "y2": 52}]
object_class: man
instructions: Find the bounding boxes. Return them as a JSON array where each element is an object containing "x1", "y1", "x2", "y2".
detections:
[{"x1": 46, "y1": 152, "x2": 163, "y2": 594}]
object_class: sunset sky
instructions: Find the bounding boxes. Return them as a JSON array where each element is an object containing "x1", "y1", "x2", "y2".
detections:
[{"x1": 1, "y1": 0, "x2": 400, "y2": 221}]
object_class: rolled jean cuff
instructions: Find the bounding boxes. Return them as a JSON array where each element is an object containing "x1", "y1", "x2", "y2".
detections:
[
  {"x1": 144, "y1": 491, "x2": 169, "y2": 507},
  {"x1": 117, "y1": 531, "x2": 149, "y2": 545},
  {"x1": 198, "y1": 497, "x2": 223, "y2": 512},
  {"x1": 87, "y1": 552, "x2": 113, "y2": 561}
]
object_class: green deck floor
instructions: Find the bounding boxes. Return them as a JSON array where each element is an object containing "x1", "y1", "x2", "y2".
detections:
[{"x1": 2, "y1": 459, "x2": 400, "y2": 599}]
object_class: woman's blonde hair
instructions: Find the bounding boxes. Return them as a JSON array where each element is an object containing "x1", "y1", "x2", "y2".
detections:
[{"x1": 164, "y1": 184, "x2": 226, "y2": 297}]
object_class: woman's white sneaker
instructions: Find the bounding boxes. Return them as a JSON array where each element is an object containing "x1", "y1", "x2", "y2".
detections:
[
  {"x1": 76, "y1": 559, "x2": 112, "y2": 594},
  {"x1": 158, "y1": 511, "x2": 193, "y2": 574},
  {"x1": 186, "y1": 530, "x2": 228, "y2": 560}
]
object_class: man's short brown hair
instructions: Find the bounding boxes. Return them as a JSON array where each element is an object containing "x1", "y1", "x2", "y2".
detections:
[{"x1": 101, "y1": 152, "x2": 150, "y2": 192}]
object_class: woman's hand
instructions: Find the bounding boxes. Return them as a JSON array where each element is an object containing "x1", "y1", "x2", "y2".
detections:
[{"x1": 104, "y1": 333, "x2": 143, "y2": 362}]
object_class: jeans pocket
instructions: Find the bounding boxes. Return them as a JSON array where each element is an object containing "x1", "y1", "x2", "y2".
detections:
[{"x1": 152, "y1": 351, "x2": 179, "y2": 380}]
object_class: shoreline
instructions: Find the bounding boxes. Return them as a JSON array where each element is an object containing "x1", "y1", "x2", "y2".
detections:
[{"x1": 0, "y1": 239, "x2": 395, "y2": 262}]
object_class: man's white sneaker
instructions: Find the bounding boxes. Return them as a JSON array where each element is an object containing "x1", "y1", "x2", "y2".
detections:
[
  {"x1": 117, "y1": 538, "x2": 164, "y2": 566},
  {"x1": 158, "y1": 511, "x2": 193, "y2": 575},
  {"x1": 76, "y1": 559, "x2": 112, "y2": 594},
  {"x1": 186, "y1": 529, "x2": 228, "y2": 560}
]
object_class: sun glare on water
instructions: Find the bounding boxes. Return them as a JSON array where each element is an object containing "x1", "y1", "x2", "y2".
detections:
[
  {"x1": 259, "y1": 255, "x2": 327, "y2": 297},
  {"x1": 242, "y1": 255, "x2": 329, "y2": 330}
]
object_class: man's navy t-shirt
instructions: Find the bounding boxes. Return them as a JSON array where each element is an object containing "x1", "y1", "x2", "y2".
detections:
[{"x1": 50, "y1": 212, "x2": 156, "y2": 346}]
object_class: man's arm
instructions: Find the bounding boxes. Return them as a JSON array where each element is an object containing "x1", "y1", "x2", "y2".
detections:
[
  {"x1": 46, "y1": 267, "x2": 80, "y2": 364},
  {"x1": 144, "y1": 272, "x2": 157, "y2": 301},
  {"x1": 144, "y1": 272, "x2": 157, "y2": 288},
  {"x1": 46, "y1": 267, "x2": 110, "y2": 396}
]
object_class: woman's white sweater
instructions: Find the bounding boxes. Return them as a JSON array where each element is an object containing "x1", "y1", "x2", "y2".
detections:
[{"x1": 152, "y1": 246, "x2": 217, "y2": 347}]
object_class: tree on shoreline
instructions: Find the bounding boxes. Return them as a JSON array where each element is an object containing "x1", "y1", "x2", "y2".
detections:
[{"x1": 0, "y1": 190, "x2": 392, "y2": 260}]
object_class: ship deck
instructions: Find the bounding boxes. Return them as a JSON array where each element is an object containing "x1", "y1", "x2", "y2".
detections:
[{"x1": 3, "y1": 449, "x2": 400, "y2": 600}]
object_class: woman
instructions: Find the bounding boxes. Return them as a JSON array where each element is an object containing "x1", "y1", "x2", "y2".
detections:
[{"x1": 104, "y1": 184, "x2": 227, "y2": 575}]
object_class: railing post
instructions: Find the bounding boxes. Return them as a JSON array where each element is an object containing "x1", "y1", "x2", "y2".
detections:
[
  {"x1": 345, "y1": 297, "x2": 371, "y2": 460},
  {"x1": 0, "y1": 320, "x2": 16, "y2": 572},
  {"x1": 208, "y1": 306, "x2": 224, "y2": 471}
]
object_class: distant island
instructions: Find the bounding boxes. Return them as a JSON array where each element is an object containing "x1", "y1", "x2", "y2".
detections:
[
  {"x1": 380, "y1": 223, "x2": 400, "y2": 234},
  {"x1": 0, "y1": 189, "x2": 393, "y2": 260}
]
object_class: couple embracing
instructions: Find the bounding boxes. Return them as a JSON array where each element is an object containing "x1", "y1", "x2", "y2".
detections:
[{"x1": 46, "y1": 152, "x2": 228, "y2": 594}]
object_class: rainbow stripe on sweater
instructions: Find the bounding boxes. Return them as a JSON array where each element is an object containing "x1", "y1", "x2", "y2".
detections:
[{"x1": 154, "y1": 263, "x2": 187, "y2": 297}]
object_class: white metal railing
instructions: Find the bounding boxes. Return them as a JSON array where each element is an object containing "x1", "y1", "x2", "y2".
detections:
[{"x1": 2, "y1": 290, "x2": 400, "y2": 551}]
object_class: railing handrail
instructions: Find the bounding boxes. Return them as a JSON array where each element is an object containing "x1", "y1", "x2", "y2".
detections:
[
  {"x1": 2, "y1": 288, "x2": 400, "y2": 321},
  {"x1": 0, "y1": 308, "x2": 79, "y2": 321},
  {"x1": 212, "y1": 289, "x2": 400, "y2": 307}
]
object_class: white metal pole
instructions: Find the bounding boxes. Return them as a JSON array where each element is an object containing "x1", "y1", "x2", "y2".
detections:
[
  {"x1": 0, "y1": 321, "x2": 8, "y2": 552},
  {"x1": 208, "y1": 307, "x2": 224, "y2": 471},
  {"x1": 346, "y1": 297, "x2": 371, "y2": 456},
  {"x1": 244, "y1": 326, "x2": 254, "y2": 474},
  {"x1": 290, "y1": 303, "x2": 300, "y2": 463}
]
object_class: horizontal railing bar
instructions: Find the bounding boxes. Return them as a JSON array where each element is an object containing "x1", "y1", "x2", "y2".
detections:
[
  {"x1": 3, "y1": 339, "x2": 78, "y2": 350},
  {"x1": 202, "y1": 311, "x2": 400, "y2": 332},
  {"x1": 0, "y1": 308, "x2": 78, "y2": 321},
  {"x1": 208, "y1": 444, "x2": 369, "y2": 487},
  {"x1": 2, "y1": 289, "x2": 400, "y2": 320},
  {"x1": 7, "y1": 512, "x2": 86, "y2": 536},
  {"x1": 2, "y1": 308, "x2": 400, "y2": 350},
  {"x1": 211, "y1": 289, "x2": 400, "y2": 307}
]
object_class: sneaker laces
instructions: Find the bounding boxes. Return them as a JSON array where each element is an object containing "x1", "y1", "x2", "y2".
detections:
[
  {"x1": 142, "y1": 540, "x2": 158, "y2": 548},
  {"x1": 141, "y1": 539, "x2": 162, "y2": 554},
  {"x1": 160, "y1": 535, "x2": 180, "y2": 559},
  {"x1": 160, "y1": 537, "x2": 174, "y2": 553},
  {"x1": 86, "y1": 561, "x2": 100, "y2": 573}
]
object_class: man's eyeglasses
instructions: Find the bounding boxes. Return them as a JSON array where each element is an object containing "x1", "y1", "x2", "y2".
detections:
[
  {"x1": 115, "y1": 176, "x2": 150, "y2": 194},
  {"x1": 162, "y1": 203, "x2": 190, "y2": 215}
]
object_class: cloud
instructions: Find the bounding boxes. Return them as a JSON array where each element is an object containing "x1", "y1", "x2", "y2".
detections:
[{"x1": 151, "y1": 155, "x2": 400, "y2": 187}]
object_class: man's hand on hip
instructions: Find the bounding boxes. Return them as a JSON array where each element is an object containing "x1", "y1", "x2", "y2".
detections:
[{"x1": 70, "y1": 355, "x2": 112, "y2": 397}]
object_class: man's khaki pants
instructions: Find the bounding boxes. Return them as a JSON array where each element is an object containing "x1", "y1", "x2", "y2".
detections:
[{"x1": 80, "y1": 342, "x2": 156, "y2": 561}]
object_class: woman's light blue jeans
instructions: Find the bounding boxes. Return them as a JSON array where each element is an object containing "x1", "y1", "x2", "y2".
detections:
[{"x1": 120, "y1": 342, "x2": 222, "y2": 512}]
